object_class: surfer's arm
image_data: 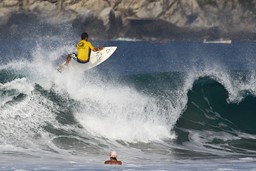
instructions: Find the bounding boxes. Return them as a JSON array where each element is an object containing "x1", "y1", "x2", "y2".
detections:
[
  {"x1": 88, "y1": 42, "x2": 103, "y2": 52},
  {"x1": 92, "y1": 47, "x2": 104, "y2": 52}
]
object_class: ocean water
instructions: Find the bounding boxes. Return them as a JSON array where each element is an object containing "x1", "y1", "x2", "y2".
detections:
[{"x1": 0, "y1": 35, "x2": 256, "y2": 171}]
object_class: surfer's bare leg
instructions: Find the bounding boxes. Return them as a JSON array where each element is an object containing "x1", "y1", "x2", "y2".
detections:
[{"x1": 65, "y1": 54, "x2": 71, "y2": 66}]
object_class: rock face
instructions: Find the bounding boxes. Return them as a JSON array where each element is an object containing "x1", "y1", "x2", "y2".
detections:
[{"x1": 0, "y1": 0, "x2": 255, "y2": 40}]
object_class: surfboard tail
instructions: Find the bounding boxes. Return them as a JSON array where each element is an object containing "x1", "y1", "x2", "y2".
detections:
[{"x1": 57, "y1": 64, "x2": 67, "y2": 73}]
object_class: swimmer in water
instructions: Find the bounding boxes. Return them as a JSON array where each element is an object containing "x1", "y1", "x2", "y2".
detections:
[{"x1": 104, "y1": 151, "x2": 122, "y2": 165}]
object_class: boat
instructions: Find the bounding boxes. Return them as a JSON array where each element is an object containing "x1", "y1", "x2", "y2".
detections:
[{"x1": 203, "y1": 38, "x2": 232, "y2": 44}]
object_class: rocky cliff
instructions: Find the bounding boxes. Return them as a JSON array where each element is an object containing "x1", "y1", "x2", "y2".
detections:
[{"x1": 0, "y1": 0, "x2": 255, "y2": 40}]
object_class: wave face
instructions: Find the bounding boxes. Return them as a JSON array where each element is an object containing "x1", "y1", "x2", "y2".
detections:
[{"x1": 0, "y1": 35, "x2": 256, "y2": 169}]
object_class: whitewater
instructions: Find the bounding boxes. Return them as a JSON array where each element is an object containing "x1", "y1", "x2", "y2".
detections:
[{"x1": 0, "y1": 32, "x2": 256, "y2": 170}]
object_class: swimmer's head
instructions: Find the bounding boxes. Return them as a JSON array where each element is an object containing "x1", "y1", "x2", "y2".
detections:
[{"x1": 109, "y1": 151, "x2": 117, "y2": 158}]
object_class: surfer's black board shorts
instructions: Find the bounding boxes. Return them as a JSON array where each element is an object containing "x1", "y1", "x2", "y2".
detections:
[{"x1": 69, "y1": 53, "x2": 89, "y2": 63}]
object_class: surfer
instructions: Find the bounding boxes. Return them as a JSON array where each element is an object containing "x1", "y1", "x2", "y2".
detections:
[
  {"x1": 104, "y1": 151, "x2": 122, "y2": 165},
  {"x1": 64, "y1": 32, "x2": 103, "y2": 66}
]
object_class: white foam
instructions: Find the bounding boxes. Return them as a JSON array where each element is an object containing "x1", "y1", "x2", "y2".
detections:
[
  {"x1": 0, "y1": 61, "x2": 62, "y2": 154},
  {"x1": 0, "y1": 78, "x2": 33, "y2": 94},
  {"x1": 71, "y1": 81, "x2": 175, "y2": 143}
]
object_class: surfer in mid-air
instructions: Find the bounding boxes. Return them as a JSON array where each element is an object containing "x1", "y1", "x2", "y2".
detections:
[
  {"x1": 65, "y1": 32, "x2": 103, "y2": 65},
  {"x1": 58, "y1": 32, "x2": 103, "y2": 72}
]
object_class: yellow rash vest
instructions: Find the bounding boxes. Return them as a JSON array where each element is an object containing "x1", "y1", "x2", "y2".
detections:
[{"x1": 76, "y1": 40, "x2": 95, "y2": 62}]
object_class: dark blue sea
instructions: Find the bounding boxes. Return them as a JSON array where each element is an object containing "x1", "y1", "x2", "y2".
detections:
[{"x1": 0, "y1": 34, "x2": 256, "y2": 170}]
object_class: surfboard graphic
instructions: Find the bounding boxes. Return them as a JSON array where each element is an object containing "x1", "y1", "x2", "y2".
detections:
[{"x1": 57, "y1": 46, "x2": 117, "y2": 72}]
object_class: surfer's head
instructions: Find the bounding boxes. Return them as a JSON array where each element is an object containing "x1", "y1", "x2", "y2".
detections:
[
  {"x1": 81, "y1": 32, "x2": 88, "y2": 40},
  {"x1": 109, "y1": 151, "x2": 117, "y2": 158}
]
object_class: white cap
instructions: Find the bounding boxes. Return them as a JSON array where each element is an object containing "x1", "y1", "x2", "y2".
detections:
[{"x1": 110, "y1": 151, "x2": 117, "y2": 158}]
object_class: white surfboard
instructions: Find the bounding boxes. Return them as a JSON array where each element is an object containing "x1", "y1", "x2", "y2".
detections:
[{"x1": 57, "y1": 46, "x2": 117, "y2": 72}]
